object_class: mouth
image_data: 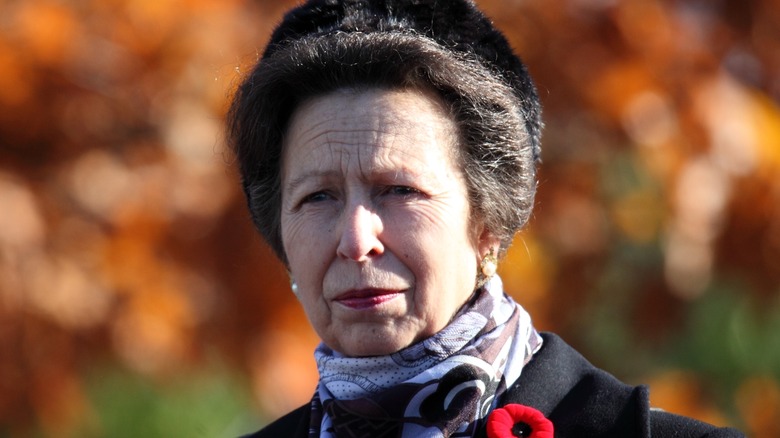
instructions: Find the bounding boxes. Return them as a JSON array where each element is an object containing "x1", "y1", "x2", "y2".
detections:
[{"x1": 334, "y1": 288, "x2": 405, "y2": 310}]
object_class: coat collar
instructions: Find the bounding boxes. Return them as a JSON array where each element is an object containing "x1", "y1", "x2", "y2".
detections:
[{"x1": 484, "y1": 332, "x2": 650, "y2": 437}]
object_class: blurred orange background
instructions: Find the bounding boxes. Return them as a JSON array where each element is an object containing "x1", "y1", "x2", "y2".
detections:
[{"x1": 0, "y1": 0, "x2": 778, "y2": 436}]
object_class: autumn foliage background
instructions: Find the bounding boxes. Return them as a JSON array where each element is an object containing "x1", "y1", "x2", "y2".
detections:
[{"x1": 1, "y1": 0, "x2": 779, "y2": 436}]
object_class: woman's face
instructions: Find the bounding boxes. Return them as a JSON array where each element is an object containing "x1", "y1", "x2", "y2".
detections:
[{"x1": 280, "y1": 88, "x2": 494, "y2": 357}]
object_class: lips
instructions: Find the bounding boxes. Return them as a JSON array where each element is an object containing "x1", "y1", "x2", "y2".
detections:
[{"x1": 335, "y1": 288, "x2": 404, "y2": 309}]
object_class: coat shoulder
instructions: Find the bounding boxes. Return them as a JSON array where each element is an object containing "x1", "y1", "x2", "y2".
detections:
[
  {"x1": 501, "y1": 333, "x2": 745, "y2": 438},
  {"x1": 650, "y1": 410, "x2": 745, "y2": 437}
]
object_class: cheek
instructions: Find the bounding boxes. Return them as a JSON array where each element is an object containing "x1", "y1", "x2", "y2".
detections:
[
  {"x1": 399, "y1": 202, "x2": 475, "y2": 250},
  {"x1": 282, "y1": 217, "x2": 314, "y2": 274},
  {"x1": 402, "y1": 208, "x2": 479, "y2": 292},
  {"x1": 282, "y1": 209, "x2": 327, "y2": 248},
  {"x1": 282, "y1": 215, "x2": 333, "y2": 284}
]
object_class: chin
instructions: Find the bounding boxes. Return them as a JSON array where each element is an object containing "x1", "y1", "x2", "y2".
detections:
[
  {"x1": 336, "y1": 335, "x2": 411, "y2": 358},
  {"x1": 342, "y1": 343, "x2": 401, "y2": 358}
]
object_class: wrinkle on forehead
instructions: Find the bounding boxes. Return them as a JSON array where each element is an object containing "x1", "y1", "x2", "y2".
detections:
[{"x1": 281, "y1": 88, "x2": 460, "y2": 183}]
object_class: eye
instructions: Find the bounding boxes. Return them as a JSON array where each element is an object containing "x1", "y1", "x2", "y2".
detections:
[
  {"x1": 300, "y1": 191, "x2": 332, "y2": 204},
  {"x1": 385, "y1": 185, "x2": 421, "y2": 197}
]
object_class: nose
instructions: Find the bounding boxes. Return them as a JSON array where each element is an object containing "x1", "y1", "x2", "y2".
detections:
[{"x1": 336, "y1": 203, "x2": 384, "y2": 261}]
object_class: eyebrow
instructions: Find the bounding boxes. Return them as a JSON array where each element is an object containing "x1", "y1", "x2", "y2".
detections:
[
  {"x1": 283, "y1": 166, "x2": 425, "y2": 195},
  {"x1": 283, "y1": 170, "x2": 341, "y2": 197}
]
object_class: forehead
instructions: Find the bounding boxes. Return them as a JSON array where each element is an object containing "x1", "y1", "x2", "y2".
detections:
[{"x1": 281, "y1": 88, "x2": 460, "y2": 176}]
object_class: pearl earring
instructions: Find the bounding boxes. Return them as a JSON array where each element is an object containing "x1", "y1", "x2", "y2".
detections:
[
  {"x1": 480, "y1": 252, "x2": 498, "y2": 278},
  {"x1": 289, "y1": 273, "x2": 300, "y2": 297},
  {"x1": 476, "y1": 251, "x2": 498, "y2": 288}
]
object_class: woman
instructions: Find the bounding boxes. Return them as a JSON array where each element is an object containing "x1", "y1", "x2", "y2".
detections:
[{"x1": 227, "y1": 1, "x2": 744, "y2": 437}]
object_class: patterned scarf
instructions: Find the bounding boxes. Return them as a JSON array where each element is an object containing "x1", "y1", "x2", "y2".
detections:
[{"x1": 308, "y1": 275, "x2": 542, "y2": 437}]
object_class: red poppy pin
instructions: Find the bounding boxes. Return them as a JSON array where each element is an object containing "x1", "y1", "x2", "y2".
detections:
[{"x1": 486, "y1": 404, "x2": 554, "y2": 438}]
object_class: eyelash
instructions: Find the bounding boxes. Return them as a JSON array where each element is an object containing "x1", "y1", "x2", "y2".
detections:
[
  {"x1": 301, "y1": 191, "x2": 331, "y2": 204},
  {"x1": 384, "y1": 185, "x2": 420, "y2": 196}
]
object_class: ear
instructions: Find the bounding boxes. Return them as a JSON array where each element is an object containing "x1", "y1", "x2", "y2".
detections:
[{"x1": 476, "y1": 226, "x2": 501, "y2": 261}]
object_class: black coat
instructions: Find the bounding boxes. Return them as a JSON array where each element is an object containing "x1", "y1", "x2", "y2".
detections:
[{"x1": 243, "y1": 333, "x2": 744, "y2": 437}]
